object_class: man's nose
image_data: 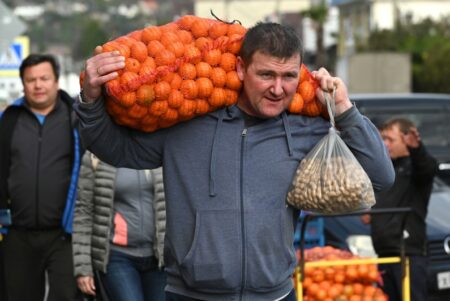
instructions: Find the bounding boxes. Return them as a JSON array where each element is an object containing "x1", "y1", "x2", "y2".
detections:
[
  {"x1": 34, "y1": 79, "x2": 43, "y2": 88},
  {"x1": 270, "y1": 78, "x2": 283, "y2": 96}
]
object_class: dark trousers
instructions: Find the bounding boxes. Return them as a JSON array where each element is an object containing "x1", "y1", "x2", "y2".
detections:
[
  {"x1": 0, "y1": 242, "x2": 6, "y2": 301},
  {"x1": 166, "y1": 289, "x2": 296, "y2": 301},
  {"x1": 379, "y1": 255, "x2": 428, "y2": 301},
  {"x1": 2, "y1": 228, "x2": 79, "y2": 301}
]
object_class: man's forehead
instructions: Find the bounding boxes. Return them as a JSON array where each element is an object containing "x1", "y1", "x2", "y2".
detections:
[
  {"x1": 25, "y1": 62, "x2": 52, "y2": 72},
  {"x1": 382, "y1": 125, "x2": 401, "y2": 136},
  {"x1": 253, "y1": 50, "x2": 300, "y2": 60},
  {"x1": 248, "y1": 52, "x2": 300, "y2": 70},
  {"x1": 24, "y1": 63, "x2": 55, "y2": 77}
]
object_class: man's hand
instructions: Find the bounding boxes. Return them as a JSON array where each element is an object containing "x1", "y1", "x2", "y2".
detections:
[
  {"x1": 81, "y1": 46, "x2": 125, "y2": 103},
  {"x1": 403, "y1": 127, "x2": 421, "y2": 148},
  {"x1": 77, "y1": 275, "x2": 96, "y2": 296},
  {"x1": 311, "y1": 67, "x2": 353, "y2": 116}
]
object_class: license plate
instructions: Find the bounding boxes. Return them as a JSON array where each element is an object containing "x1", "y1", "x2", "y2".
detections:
[{"x1": 437, "y1": 271, "x2": 450, "y2": 290}]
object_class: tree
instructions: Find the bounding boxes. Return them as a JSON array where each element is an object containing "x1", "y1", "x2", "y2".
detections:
[
  {"x1": 300, "y1": 0, "x2": 329, "y2": 69},
  {"x1": 362, "y1": 15, "x2": 450, "y2": 93},
  {"x1": 74, "y1": 18, "x2": 109, "y2": 61}
]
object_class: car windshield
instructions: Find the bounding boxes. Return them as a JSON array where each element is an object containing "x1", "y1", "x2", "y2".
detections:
[{"x1": 427, "y1": 178, "x2": 450, "y2": 237}]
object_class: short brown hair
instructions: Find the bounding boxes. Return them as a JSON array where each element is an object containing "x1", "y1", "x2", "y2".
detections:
[
  {"x1": 238, "y1": 22, "x2": 303, "y2": 67},
  {"x1": 381, "y1": 117, "x2": 415, "y2": 134},
  {"x1": 19, "y1": 53, "x2": 60, "y2": 82}
]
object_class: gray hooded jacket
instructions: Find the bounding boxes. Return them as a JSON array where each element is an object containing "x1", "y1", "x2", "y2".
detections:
[{"x1": 74, "y1": 100, "x2": 394, "y2": 301}]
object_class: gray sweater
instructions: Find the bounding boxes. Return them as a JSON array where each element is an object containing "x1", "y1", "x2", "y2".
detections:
[
  {"x1": 72, "y1": 151, "x2": 166, "y2": 277},
  {"x1": 74, "y1": 100, "x2": 394, "y2": 301}
]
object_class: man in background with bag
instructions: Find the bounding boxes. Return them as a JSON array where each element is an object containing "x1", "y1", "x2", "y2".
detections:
[
  {"x1": 362, "y1": 117, "x2": 438, "y2": 301},
  {"x1": 74, "y1": 22, "x2": 394, "y2": 301}
]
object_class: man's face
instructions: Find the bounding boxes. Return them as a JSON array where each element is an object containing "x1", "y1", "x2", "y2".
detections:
[
  {"x1": 22, "y1": 62, "x2": 59, "y2": 112},
  {"x1": 381, "y1": 124, "x2": 409, "y2": 159},
  {"x1": 236, "y1": 51, "x2": 300, "y2": 118}
]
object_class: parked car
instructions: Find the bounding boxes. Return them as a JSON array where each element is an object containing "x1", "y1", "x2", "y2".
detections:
[{"x1": 323, "y1": 93, "x2": 450, "y2": 301}]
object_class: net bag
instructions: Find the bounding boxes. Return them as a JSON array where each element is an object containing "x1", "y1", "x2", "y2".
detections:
[{"x1": 80, "y1": 15, "x2": 328, "y2": 132}]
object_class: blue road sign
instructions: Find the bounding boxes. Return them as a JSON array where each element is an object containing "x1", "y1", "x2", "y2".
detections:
[{"x1": 0, "y1": 36, "x2": 29, "y2": 76}]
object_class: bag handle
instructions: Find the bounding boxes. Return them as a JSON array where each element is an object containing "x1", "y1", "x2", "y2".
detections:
[
  {"x1": 323, "y1": 87, "x2": 338, "y2": 161},
  {"x1": 323, "y1": 87, "x2": 336, "y2": 129}
]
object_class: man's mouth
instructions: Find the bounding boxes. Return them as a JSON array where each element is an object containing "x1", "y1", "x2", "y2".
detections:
[{"x1": 265, "y1": 96, "x2": 283, "y2": 102}]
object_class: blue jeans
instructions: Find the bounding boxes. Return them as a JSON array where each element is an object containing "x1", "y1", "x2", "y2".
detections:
[{"x1": 100, "y1": 250, "x2": 166, "y2": 301}]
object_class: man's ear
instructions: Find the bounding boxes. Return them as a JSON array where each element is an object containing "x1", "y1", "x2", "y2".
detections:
[{"x1": 236, "y1": 57, "x2": 245, "y2": 81}]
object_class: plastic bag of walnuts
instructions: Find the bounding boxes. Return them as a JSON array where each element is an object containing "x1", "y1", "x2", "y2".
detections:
[{"x1": 286, "y1": 90, "x2": 376, "y2": 214}]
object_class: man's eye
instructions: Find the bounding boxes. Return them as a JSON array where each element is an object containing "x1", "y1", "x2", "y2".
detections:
[{"x1": 260, "y1": 73, "x2": 272, "y2": 79}]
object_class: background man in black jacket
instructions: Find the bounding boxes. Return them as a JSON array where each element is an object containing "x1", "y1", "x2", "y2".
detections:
[
  {"x1": 0, "y1": 54, "x2": 81, "y2": 301},
  {"x1": 362, "y1": 117, "x2": 438, "y2": 301}
]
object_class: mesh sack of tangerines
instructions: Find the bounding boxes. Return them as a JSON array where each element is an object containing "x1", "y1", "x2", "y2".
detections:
[
  {"x1": 82, "y1": 15, "x2": 325, "y2": 132},
  {"x1": 295, "y1": 246, "x2": 389, "y2": 301}
]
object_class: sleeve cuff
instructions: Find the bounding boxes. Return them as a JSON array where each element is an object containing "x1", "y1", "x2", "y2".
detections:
[
  {"x1": 78, "y1": 91, "x2": 100, "y2": 105},
  {"x1": 334, "y1": 106, "x2": 364, "y2": 129}
]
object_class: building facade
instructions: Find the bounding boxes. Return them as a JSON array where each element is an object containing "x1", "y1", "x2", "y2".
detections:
[{"x1": 332, "y1": 0, "x2": 450, "y2": 56}]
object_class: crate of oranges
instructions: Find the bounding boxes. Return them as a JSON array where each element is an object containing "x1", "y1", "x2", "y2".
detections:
[
  {"x1": 81, "y1": 15, "x2": 325, "y2": 132},
  {"x1": 294, "y1": 246, "x2": 389, "y2": 301}
]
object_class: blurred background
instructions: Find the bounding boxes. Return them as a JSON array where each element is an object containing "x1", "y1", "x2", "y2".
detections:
[{"x1": 1, "y1": 0, "x2": 450, "y2": 110}]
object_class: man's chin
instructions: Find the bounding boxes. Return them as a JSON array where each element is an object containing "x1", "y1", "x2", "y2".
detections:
[
  {"x1": 261, "y1": 105, "x2": 286, "y2": 118},
  {"x1": 241, "y1": 103, "x2": 285, "y2": 118}
]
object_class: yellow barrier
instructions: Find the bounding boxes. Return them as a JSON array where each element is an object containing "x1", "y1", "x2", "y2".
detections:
[{"x1": 294, "y1": 256, "x2": 410, "y2": 301}]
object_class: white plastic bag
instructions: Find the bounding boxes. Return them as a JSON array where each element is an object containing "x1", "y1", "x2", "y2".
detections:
[{"x1": 287, "y1": 90, "x2": 375, "y2": 214}]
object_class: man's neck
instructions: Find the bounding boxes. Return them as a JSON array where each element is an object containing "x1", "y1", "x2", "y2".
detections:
[
  {"x1": 238, "y1": 107, "x2": 265, "y2": 127},
  {"x1": 28, "y1": 102, "x2": 56, "y2": 116}
]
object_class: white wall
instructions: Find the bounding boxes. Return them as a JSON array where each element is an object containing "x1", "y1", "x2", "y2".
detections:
[
  {"x1": 372, "y1": 2, "x2": 395, "y2": 30},
  {"x1": 346, "y1": 52, "x2": 411, "y2": 93},
  {"x1": 372, "y1": 0, "x2": 450, "y2": 30},
  {"x1": 194, "y1": 0, "x2": 339, "y2": 52},
  {"x1": 194, "y1": 0, "x2": 310, "y2": 27}
]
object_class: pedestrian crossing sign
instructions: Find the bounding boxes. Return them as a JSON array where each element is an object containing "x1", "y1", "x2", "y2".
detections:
[{"x1": 0, "y1": 36, "x2": 30, "y2": 77}]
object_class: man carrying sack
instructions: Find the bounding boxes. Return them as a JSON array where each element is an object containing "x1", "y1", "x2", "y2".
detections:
[{"x1": 74, "y1": 22, "x2": 394, "y2": 301}]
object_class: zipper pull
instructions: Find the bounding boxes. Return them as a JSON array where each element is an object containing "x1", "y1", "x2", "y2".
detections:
[{"x1": 242, "y1": 128, "x2": 247, "y2": 136}]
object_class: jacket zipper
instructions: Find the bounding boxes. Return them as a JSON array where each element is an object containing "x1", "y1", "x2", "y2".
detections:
[
  {"x1": 138, "y1": 171, "x2": 144, "y2": 243},
  {"x1": 239, "y1": 128, "x2": 247, "y2": 301},
  {"x1": 35, "y1": 124, "x2": 43, "y2": 228}
]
